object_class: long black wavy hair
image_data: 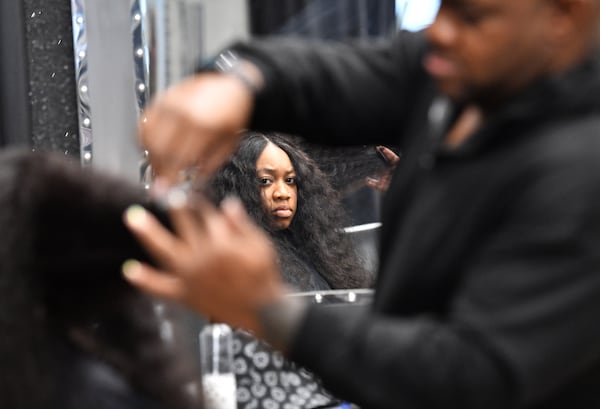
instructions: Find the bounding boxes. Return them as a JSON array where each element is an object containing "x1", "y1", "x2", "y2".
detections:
[
  {"x1": 0, "y1": 150, "x2": 199, "y2": 409},
  {"x1": 209, "y1": 132, "x2": 373, "y2": 290}
]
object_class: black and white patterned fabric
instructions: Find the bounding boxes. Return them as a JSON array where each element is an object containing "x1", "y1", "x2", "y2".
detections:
[{"x1": 233, "y1": 330, "x2": 339, "y2": 409}]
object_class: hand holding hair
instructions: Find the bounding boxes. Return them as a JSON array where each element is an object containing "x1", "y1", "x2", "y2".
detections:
[
  {"x1": 139, "y1": 72, "x2": 255, "y2": 184},
  {"x1": 122, "y1": 195, "x2": 287, "y2": 336}
]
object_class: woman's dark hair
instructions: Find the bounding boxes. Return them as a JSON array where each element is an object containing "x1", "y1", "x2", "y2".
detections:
[
  {"x1": 0, "y1": 149, "x2": 198, "y2": 409},
  {"x1": 209, "y1": 132, "x2": 373, "y2": 290}
]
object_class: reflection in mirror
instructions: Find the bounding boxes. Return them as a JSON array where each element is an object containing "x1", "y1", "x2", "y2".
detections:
[
  {"x1": 138, "y1": 0, "x2": 249, "y2": 186},
  {"x1": 68, "y1": 2, "x2": 441, "y2": 407},
  {"x1": 233, "y1": 288, "x2": 374, "y2": 409},
  {"x1": 70, "y1": 0, "x2": 140, "y2": 181},
  {"x1": 235, "y1": 0, "x2": 440, "y2": 280},
  {"x1": 248, "y1": 0, "x2": 396, "y2": 38},
  {"x1": 208, "y1": 132, "x2": 376, "y2": 288},
  {"x1": 71, "y1": 0, "x2": 439, "y2": 286},
  {"x1": 71, "y1": 0, "x2": 246, "y2": 179},
  {"x1": 242, "y1": 1, "x2": 399, "y2": 280},
  {"x1": 289, "y1": 288, "x2": 374, "y2": 305}
]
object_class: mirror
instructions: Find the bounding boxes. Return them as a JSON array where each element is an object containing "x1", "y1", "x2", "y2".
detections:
[
  {"x1": 71, "y1": 0, "x2": 440, "y2": 286},
  {"x1": 67, "y1": 2, "x2": 440, "y2": 406}
]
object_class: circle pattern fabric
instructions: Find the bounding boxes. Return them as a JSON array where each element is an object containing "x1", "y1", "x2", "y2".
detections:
[{"x1": 233, "y1": 330, "x2": 337, "y2": 409}]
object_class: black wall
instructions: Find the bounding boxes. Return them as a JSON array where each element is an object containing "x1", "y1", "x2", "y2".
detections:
[
  {"x1": 0, "y1": 0, "x2": 31, "y2": 147},
  {"x1": 1, "y1": 0, "x2": 80, "y2": 157},
  {"x1": 249, "y1": 0, "x2": 396, "y2": 39}
]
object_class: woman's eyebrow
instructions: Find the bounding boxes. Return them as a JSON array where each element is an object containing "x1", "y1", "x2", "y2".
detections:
[{"x1": 257, "y1": 167, "x2": 296, "y2": 174}]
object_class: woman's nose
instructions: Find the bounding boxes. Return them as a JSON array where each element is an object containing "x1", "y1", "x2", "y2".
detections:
[{"x1": 273, "y1": 183, "x2": 290, "y2": 199}]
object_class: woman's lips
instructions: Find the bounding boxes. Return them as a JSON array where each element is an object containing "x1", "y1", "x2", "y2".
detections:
[
  {"x1": 423, "y1": 53, "x2": 458, "y2": 79},
  {"x1": 274, "y1": 208, "x2": 293, "y2": 217}
]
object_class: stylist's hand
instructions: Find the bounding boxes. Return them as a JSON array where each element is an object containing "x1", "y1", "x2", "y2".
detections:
[
  {"x1": 139, "y1": 72, "x2": 255, "y2": 184},
  {"x1": 365, "y1": 146, "x2": 400, "y2": 192},
  {"x1": 122, "y1": 196, "x2": 286, "y2": 335}
]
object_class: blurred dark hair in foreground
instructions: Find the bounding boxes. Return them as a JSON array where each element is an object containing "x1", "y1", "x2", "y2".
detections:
[{"x1": 0, "y1": 149, "x2": 200, "y2": 409}]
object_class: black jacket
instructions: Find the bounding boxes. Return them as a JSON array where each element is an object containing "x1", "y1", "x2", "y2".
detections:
[{"x1": 232, "y1": 31, "x2": 600, "y2": 409}]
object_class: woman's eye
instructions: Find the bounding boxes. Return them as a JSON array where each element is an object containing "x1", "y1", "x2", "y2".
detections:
[
  {"x1": 286, "y1": 177, "x2": 296, "y2": 184},
  {"x1": 259, "y1": 178, "x2": 272, "y2": 185}
]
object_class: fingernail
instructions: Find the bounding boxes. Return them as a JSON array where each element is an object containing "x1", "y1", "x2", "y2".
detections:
[
  {"x1": 122, "y1": 259, "x2": 142, "y2": 280},
  {"x1": 166, "y1": 186, "x2": 188, "y2": 209},
  {"x1": 125, "y1": 205, "x2": 147, "y2": 228},
  {"x1": 151, "y1": 178, "x2": 170, "y2": 196},
  {"x1": 221, "y1": 195, "x2": 243, "y2": 212}
]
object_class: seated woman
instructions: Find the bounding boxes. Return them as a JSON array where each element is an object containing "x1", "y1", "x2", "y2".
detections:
[
  {"x1": 209, "y1": 132, "x2": 372, "y2": 408},
  {"x1": 0, "y1": 149, "x2": 200, "y2": 409},
  {"x1": 210, "y1": 131, "x2": 372, "y2": 291}
]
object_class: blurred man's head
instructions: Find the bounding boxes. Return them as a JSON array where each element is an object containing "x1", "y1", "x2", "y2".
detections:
[{"x1": 423, "y1": 0, "x2": 600, "y2": 108}]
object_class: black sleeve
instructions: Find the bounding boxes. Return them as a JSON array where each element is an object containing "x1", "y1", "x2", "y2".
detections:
[
  {"x1": 230, "y1": 30, "x2": 430, "y2": 146},
  {"x1": 288, "y1": 140, "x2": 600, "y2": 409}
]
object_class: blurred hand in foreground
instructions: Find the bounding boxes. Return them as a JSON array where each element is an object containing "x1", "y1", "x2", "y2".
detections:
[
  {"x1": 139, "y1": 73, "x2": 255, "y2": 184},
  {"x1": 122, "y1": 195, "x2": 285, "y2": 335}
]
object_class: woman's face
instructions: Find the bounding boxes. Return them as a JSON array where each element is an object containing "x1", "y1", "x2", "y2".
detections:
[{"x1": 256, "y1": 143, "x2": 298, "y2": 230}]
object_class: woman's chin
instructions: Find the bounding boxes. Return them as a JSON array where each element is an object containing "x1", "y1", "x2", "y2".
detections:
[{"x1": 272, "y1": 218, "x2": 293, "y2": 230}]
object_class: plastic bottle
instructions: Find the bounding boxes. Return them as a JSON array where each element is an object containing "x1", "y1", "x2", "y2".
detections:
[{"x1": 199, "y1": 323, "x2": 237, "y2": 409}]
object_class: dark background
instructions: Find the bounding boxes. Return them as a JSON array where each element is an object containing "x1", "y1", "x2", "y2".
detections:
[{"x1": 0, "y1": 0, "x2": 79, "y2": 155}]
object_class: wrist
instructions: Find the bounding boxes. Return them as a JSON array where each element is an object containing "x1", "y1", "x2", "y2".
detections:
[
  {"x1": 210, "y1": 50, "x2": 264, "y2": 95},
  {"x1": 257, "y1": 293, "x2": 308, "y2": 353}
]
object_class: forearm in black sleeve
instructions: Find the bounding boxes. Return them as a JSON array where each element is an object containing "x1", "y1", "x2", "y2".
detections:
[
  {"x1": 229, "y1": 30, "x2": 429, "y2": 146},
  {"x1": 289, "y1": 305, "x2": 514, "y2": 409},
  {"x1": 287, "y1": 150, "x2": 600, "y2": 409}
]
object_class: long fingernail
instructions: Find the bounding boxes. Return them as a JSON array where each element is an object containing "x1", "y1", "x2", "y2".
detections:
[
  {"x1": 125, "y1": 205, "x2": 147, "y2": 228},
  {"x1": 151, "y1": 178, "x2": 170, "y2": 197},
  {"x1": 122, "y1": 259, "x2": 142, "y2": 280},
  {"x1": 221, "y1": 195, "x2": 244, "y2": 212},
  {"x1": 166, "y1": 186, "x2": 189, "y2": 209}
]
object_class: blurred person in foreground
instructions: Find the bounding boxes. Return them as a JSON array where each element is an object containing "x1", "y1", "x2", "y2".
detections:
[
  {"x1": 0, "y1": 150, "x2": 200, "y2": 409},
  {"x1": 123, "y1": 0, "x2": 600, "y2": 408}
]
